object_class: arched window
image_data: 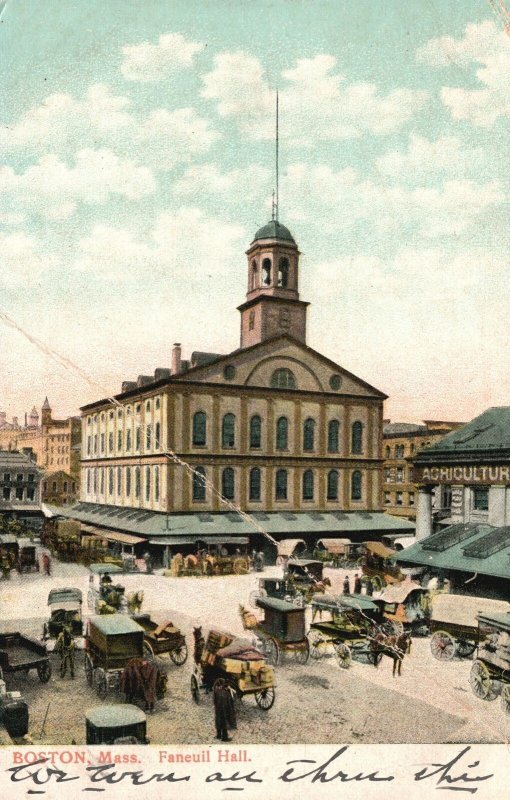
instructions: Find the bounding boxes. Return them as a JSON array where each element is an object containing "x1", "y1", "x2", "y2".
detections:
[
  {"x1": 262, "y1": 258, "x2": 271, "y2": 286},
  {"x1": 135, "y1": 467, "x2": 141, "y2": 499},
  {"x1": 271, "y1": 368, "x2": 296, "y2": 389},
  {"x1": 155, "y1": 421, "x2": 160, "y2": 449},
  {"x1": 351, "y1": 421, "x2": 363, "y2": 454},
  {"x1": 117, "y1": 466, "x2": 122, "y2": 494},
  {"x1": 249, "y1": 468, "x2": 261, "y2": 501},
  {"x1": 126, "y1": 467, "x2": 131, "y2": 496},
  {"x1": 155, "y1": 398, "x2": 160, "y2": 410},
  {"x1": 154, "y1": 466, "x2": 160, "y2": 502},
  {"x1": 327, "y1": 470, "x2": 339, "y2": 501},
  {"x1": 146, "y1": 400, "x2": 151, "y2": 412},
  {"x1": 222, "y1": 413, "x2": 236, "y2": 448},
  {"x1": 108, "y1": 467, "x2": 113, "y2": 495},
  {"x1": 278, "y1": 257, "x2": 289, "y2": 287},
  {"x1": 385, "y1": 445, "x2": 391, "y2": 459},
  {"x1": 249, "y1": 415, "x2": 262, "y2": 448},
  {"x1": 93, "y1": 468, "x2": 97, "y2": 493},
  {"x1": 251, "y1": 259, "x2": 258, "y2": 289},
  {"x1": 328, "y1": 420, "x2": 340, "y2": 453},
  {"x1": 303, "y1": 418, "x2": 315, "y2": 451},
  {"x1": 192, "y1": 411, "x2": 207, "y2": 447},
  {"x1": 351, "y1": 470, "x2": 362, "y2": 501},
  {"x1": 192, "y1": 467, "x2": 206, "y2": 502},
  {"x1": 146, "y1": 423, "x2": 152, "y2": 450},
  {"x1": 100, "y1": 468, "x2": 105, "y2": 494},
  {"x1": 276, "y1": 416, "x2": 289, "y2": 450},
  {"x1": 302, "y1": 469, "x2": 314, "y2": 500},
  {"x1": 145, "y1": 466, "x2": 151, "y2": 501},
  {"x1": 275, "y1": 469, "x2": 288, "y2": 500},
  {"x1": 87, "y1": 469, "x2": 91, "y2": 493},
  {"x1": 222, "y1": 467, "x2": 235, "y2": 500}
]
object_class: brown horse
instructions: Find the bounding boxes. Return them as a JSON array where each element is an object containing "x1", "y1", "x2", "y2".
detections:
[
  {"x1": 371, "y1": 630, "x2": 411, "y2": 676},
  {"x1": 193, "y1": 626, "x2": 205, "y2": 665}
]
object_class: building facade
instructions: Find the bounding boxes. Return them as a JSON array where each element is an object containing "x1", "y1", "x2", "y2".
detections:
[
  {"x1": 383, "y1": 420, "x2": 465, "y2": 520},
  {"x1": 42, "y1": 471, "x2": 79, "y2": 506},
  {"x1": 0, "y1": 450, "x2": 43, "y2": 526}
]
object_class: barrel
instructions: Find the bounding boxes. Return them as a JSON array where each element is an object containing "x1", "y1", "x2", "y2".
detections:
[{"x1": 3, "y1": 700, "x2": 29, "y2": 738}]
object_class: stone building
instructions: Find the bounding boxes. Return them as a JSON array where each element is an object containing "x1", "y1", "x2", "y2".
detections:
[
  {"x1": 0, "y1": 450, "x2": 43, "y2": 527},
  {"x1": 383, "y1": 420, "x2": 465, "y2": 520},
  {"x1": 61, "y1": 218, "x2": 413, "y2": 559},
  {"x1": 42, "y1": 470, "x2": 78, "y2": 506}
]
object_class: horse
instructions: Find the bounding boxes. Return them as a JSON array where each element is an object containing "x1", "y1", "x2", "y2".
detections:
[
  {"x1": 193, "y1": 626, "x2": 205, "y2": 665},
  {"x1": 371, "y1": 630, "x2": 411, "y2": 676},
  {"x1": 127, "y1": 589, "x2": 144, "y2": 614}
]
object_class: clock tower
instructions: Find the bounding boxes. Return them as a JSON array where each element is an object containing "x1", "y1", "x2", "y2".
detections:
[{"x1": 238, "y1": 219, "x2": 309, "y2": 349}]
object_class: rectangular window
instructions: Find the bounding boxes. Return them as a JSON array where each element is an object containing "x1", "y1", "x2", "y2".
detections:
[
  {"x1": 100, "y1": 469, "x2": 105, "y2": 494},
  {"x1": 384, "y1": 492, "x2": 391, "y2": 505},
  {"x1": 136, "y1": 427, "x2": 141, "y2": 451},
  {"x1": 16, "y1": 474, "x2": 23, "y2": 483},
  {"x1": 3, "y1": 473, "x2": 10, "y2": 483},
  {"x1": 15, "y1": 487, "x2": 23, "y2": 501},
  {"x1": 396, "y1": 467, "x2": 404, "y2": 483},
  {"x1": 396, "y1": 491, "x2": 403, "y2": 506},
  {"x1": 384, "y1": 468, "x2": 391, "y2": 482},
  {"x1": 2, "y1": 487, "x2": 10, "y2": 500},
  {"x1": 409, "y1": 492, "x2": 415, "y2": 507},
  {"x1": 126, "y1": 468, "x2": 131, "y2": 496},
  {"x1": 108, "y1": 433, "x2": 114, "y2": 452},
  {"x1": 100, "y1": 433, "x2": 105, "y2": 453},
  {"x1": 27, "y1": 487, "x2": 35, "y2": 501},
  {"x1": 28, "y1": 473, "x2": 35, "y2": 482},
  {"x1": 155, "y1": 467, "x2": 160, "y2": 502},
  {"x1": 126, "y1": 429, "x2": 132, "y2": 451},
  {"x1": 146, "y1": 424, "x2": 152, "y2": 450},
  {"x1": 117, "y1": 431, "x2": 122, "y2": 450},
  {"x1": 63, "y1": 481, "x2": 68, "y2": 492},
  {"x1": 407, "y1": 467, "x2": 414, "y2": 482},
  {"x1": 473, "y1": 488, "x2": 489, "y2": 511},
  {"x1": 94, "y1": 435, "x2": 98, "y2": 454}
]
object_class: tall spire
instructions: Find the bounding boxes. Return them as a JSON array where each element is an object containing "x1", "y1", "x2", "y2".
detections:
[{"x1": 275, "y1": 89, "x2": 279, "y2": 223}]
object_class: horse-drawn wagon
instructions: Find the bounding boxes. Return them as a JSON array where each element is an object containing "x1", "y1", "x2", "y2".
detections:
[
  {"x1": 361, "y1": 541, "x2": 404, "y2": 591},
  {"x1": 373, "y1": 578, "x2": 431, "y2": 636},
  {"x1": 469, "y1": 610, "x2": 510, "y2": 714},
  {"x1": 0, "y1": 632, "x2": 51, "y2": 683},
  {"x1": 18, "y1": 540, "x2": 39, "y2": 573},
  {"x1": 172, "y1": 538, "x2": 251, "y2": 576},
  {"x1": 284, "y1": 559, "x2": 331, "y2": 604},
  {"x1": 132, "y1": 614, "x2": 188, "y2": 665},
  {"x1": 275, "y1": 539, "x2": 307, "y2": 567},
  {"x1": 87, "y1": 563, "x2": 144, "y2": 615},
  {"x1": 429, "y1": 594, "x2": 509, "y2": 661},
  {"x1": 43, "y1": 587, "x2": 83, "y2": 641},
  {"x1": 240, "y1": 596, "x2": 309, "y2": 666},
  {"x1": 191, "y1": 627, "x2": 275, "y2": 710},
  {"x1": 86, "y1": 705, "x2": 149, "y2": 745},
  {"x1": 84, "y1": 616, "x2": 167, "y2": 707},
  {"x1": 314, "y1": 539, "x2": 362, "y2": 569},
  {"x1": 0, "y1": 534, "x2": 19, "y2": 577},
  {"x1": 307, "y1": 593, "x2": 384, "y2": 668}
]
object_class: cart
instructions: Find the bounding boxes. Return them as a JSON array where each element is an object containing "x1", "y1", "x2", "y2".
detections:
[
  {"x1": 0, "y1": 534, "x2": 19, "y2": 577},
  {"x1": 249, "y1": 576, "x2": 307, "y2": 609},
  {"x1": 307, "y1": 593, "x2": 385, "y2": 669},
  {"x1": 284, "y1": 558, "x2": 331, "y2": 604},
  {"x1": 275, "y1": 539, "x2": 307, "y2": 567},
  {"x1": 43, "y1": 587, "x2": 83, "y2": 641},
  {"x1": 373, "y1": 578, "x2": 431, "y2": 637},
  {"x1": 314, "y1": 539, "x2": 363, "y2": 569},
  {"x1": 429, "y1": 594, "x2": 510, "y2": 661},
  {"x1": 361, "y1": 541, "x2": 404, "y2": 591},
  {"x1": 469, "y1": 611, "x2": 510, "y2": 714},
  {"x1": 132, "y1": 614, "x2": 188, "y2": 665},
  {"x1": 240, "y1": 596, "x2": 309, "y2": 666},
  {"x1": 0, "y1": 632, "x2": 51, "y2": 683},
  {"x1": 87, "y1": 563, "x2": 126, "y2": 613},
  {"x1": 84, "y1": 615, "x2": 165, "y2": 702},
  {"x1": 86, "y1": 705, "x2": 149, "y2": 744},
  {"x1": 18, "y1": 541, "x2": 39, "y2": 573},
  {"x1": 191, "y1": 628, "x2": 275, "y2": 711}
]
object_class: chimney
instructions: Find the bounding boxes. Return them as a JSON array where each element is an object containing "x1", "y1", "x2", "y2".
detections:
[
  {"x1": 24, "y1": 413, "x2": 27, "y2": 427},
  {"x1": 12, "y1": 417, "x2": 18, "y2": 427},
  {"x1": 172, "y1": 343, "x2": 182, "y2": 375}
]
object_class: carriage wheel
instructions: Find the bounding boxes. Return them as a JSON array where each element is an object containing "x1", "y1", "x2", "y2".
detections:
[
  {"x1": 293, "y1": 638, "x2": 310, "y2": 665},
  {"x1": 37, "y1": 660, "x2": 52, "y2": 683},
  {"x1": 456, "y1": 638, "x2": 477, "y2": 659},
  {"x1": 233, "y1": 558, "x2": 248, "y2": 575},
  {"x1": 264, "y1": 638, "x2": 280, "y2": 667},
  {"x1": 254, "y1": 687, "x2": 275, "y2": 710},
  {"x1": 500, "y1": 684, "x2": 510, "y2": 715},
  {"x1": 430, "y1": 630, "x2": 456, "y2": 661},
  {"x1": 170, "y1": 642, "x2": 188, "y2": 666},
  {"x1": 84, "y1": 653, "x2": 94, "y2": 686},
  {"x1": 143, "y1": 640, "x2": 155, "y2": 661},
  {"x1": 389, "y1": 621, "x2": 404, "y2": 637},
  {"x1": 308, "y1": 630, "x2": 327, "y2": 660},
  {"x1": 334, "y1": 642, "x2": 352, "y2": 669},
  {"x1": 191, "y1": 673, "x2": 200, "y2": 704},
  {"x1": 470, "y1": 660, "x2": 497, "y2": 701},
  {"x1": 95, "y1": 668, "x2": 108, "y2": 699}
]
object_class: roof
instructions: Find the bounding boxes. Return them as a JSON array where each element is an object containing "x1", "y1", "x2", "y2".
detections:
[
  {"x1": 256, "y1": 596, "x2": 301, "y2": 613},
  {"x1": 277, "y1": 539, "x2": 306, "y2": 556},
  {"x1": 430, "y1": 593, "x2": 509, "y2": 627},
  {"x1": 89, "y1": 563, "x2": 123, "y2": 575},
  {"x1": 52, "y1": 504, "x2": 414, "y2": 539},
  {"x1": 88, "y1": 615, "x2": 144, "y2": 635},
  {"x1": 86, "y1": 704, "x2": 146, "y2": 728},
  {"x1": 395, "y1": 523, "x2": 510, "y2": 581},
  {"x1": 364, "y1": 541, "x2": 395, "y2": 558},
  {"x1": 48, "y1": 588, "x2": 82, "y2": 606},
  {"x1": 311, "y1": 593, "x2": 379, "y2": 612},
  {"x1": 191, "y1": 351, "x2": 225, "y2": 367},
  {"x1": 42, "y1": 397, "x2": 51, "y2": 410},
  {"x1": 252, "y1": 220, "x2": 296, "y2": 244},
  {"x1": 316, "y1": 538, "x2": 351, "y2": 552},
  {"x1": 0, "y1": 450, "x2": 41, "y2": 469},
  {"x1": 383, "y1": 423, "x2": 428, "y2": 435},
  {"x1": 414, "y1": 407, "x2": 510, "y2": 459},
  {"x1": 380, "y1": 579, "x2": 426, "y2": 604}
]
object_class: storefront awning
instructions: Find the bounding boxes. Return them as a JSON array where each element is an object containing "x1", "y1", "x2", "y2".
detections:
[{"x1": 83, "y1": 525, "x2": 145, "y2": 546}]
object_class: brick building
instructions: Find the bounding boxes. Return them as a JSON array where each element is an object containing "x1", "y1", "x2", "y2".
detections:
[{"x1": 0, "y1": 450, "x2": 43, "y2": 528}]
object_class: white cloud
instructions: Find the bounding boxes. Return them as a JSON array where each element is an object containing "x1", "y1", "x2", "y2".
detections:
[
  {"x1": 0, "y1": 149, "x2": 156, "y2": 220},
  {"x1": 376, "y1": 134, "x2": 485, "y2": 179},
  {"x1": 174, "y1": 163, "x2": 270, "y2": 199},
  {"x1": 121, "y1": 32, "x2": 204, "y2": 82},
  {"x1": 134, "y1": 107, "x2": 219, "y2": 170},
  {"x1": 74, "y1": 207, "x2": 245, "y2": 282},
  {"x1": 202, "y1": 52, "x2": 427, "y2": 144},
  {"x1": 281, "y1": 163, "x2": 504, "y2": 238},
  {"x1": 417, "y1": 20, "x2": 510, "y2": 127},
  {"x1": 0, "y1": 231, "x2": 58, "y2": 285}
]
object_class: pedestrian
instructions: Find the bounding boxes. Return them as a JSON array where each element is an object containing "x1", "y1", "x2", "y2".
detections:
[
  {"x1": 365, "y1": 578, "x2": 374, "y2": 596},
  {"x1": 343, "y1": 574, "x2": 350, "y2": 595},
  {"x1": 42, "y1": 553, "x2": 51, "y2": 577},
  {"x1": 56, "y1": 625, "x2": 75, "y2": 679},
  {"x1": 353, "y1": 573, "x2": 362, "y2": 595},
  {"x1": 213, "y1": 679, "x2": 237, "y2": 742},
  {"x1": 143, "y1": 551, "x2": 152, "y2": 574}
]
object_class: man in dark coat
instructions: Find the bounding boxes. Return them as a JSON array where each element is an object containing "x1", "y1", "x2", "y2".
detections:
[
  {"x1": 343, "y1": 575, "x2": 350, "y2": 595},
  {"x1": 213, "y1": 679, "x2": 236, "y2": 742},
  {"x1": 353, "y1": 574, "x2": 362, "y2": 594}
]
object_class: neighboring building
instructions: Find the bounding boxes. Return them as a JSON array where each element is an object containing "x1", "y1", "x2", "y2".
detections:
[
  {"x1": 0, "y1": 450, "x2": 43, "y2": 528},
  {"x1": 395, "y1": 407, "x2": 510, "y2": 598},
  {"x1": 42, "y1": 470, "x2": 78, "y2": 506},
  {"x1": 58, "y1": 217, "x2": 413, "y2": 561},
  {"x1": 382, "y1": 420, "x2": 465, "y2": 520},
  {"x1": 0, "y1": 399, "x2": 81, "y2": 504}
]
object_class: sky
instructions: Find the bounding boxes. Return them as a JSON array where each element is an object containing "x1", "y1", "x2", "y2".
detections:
[{"x1": 0, "y1": 0, "x2": 509, "y2": 424}]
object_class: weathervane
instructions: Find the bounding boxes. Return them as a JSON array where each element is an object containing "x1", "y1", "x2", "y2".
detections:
[{"x1": 272, "y1": 90, "x2": 279, "y2": 223}]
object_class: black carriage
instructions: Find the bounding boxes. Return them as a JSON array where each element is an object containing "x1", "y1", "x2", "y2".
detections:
[
  {"x1": 307, "y1": 593, "x2": 385, "y2": 669},
  {"x1": 132, "y1": 614, "x2": 188, "y2": 665},
  {"x1": 240, "y1": 596, "x2": 309, "y2": 666},
  {"x1": 191, "y1": 628, "x2": 275, "y2": 711},
  {"x1": 0, "y1": 632, "x2": 51, "y2": 683},
  {"x1": 284, "y1": 559, "x2": 329, "y2": 603},
  {"x1": 43, "y1": 587, "x2": 83, "y2": 640},
  {"x1": 249, "y1": 576, "x2": 303, "y2": 608},
  {"x1": 86, "y1": 705, "x2": 149, "y2": 744},
  {"x1": 429, "y1": 594, "x2": 510, "y2": 661},
  {"x1": 470, "y1": 611, "x2": 510, "y2": 714}
]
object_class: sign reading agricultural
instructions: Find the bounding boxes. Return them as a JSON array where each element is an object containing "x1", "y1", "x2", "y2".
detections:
[{"x1": 415, "y1": 464, "x2": 510, "y2": 485}]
